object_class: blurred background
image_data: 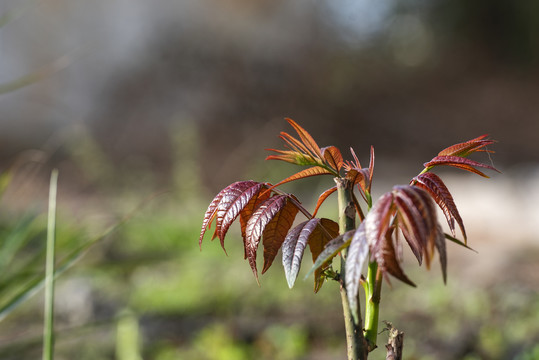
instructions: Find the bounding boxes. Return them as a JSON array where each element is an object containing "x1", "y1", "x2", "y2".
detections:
[{"x1": 0, "y1": 0, "x2": 538, "y2": 359}]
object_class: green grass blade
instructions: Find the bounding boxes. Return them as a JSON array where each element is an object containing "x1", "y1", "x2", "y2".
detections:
[
  {"x1": 0, "y1": 192, "x2": 152, "y2": 322},
  {"x1": 43, "y1": 169, "x2": 58, "y2": 360},
  {"x1": 0, "y1": 214, "x2": 38, "y2": 277}
]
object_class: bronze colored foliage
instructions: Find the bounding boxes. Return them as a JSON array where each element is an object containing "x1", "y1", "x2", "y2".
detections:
[{"x1": 199, "y1": 118, "x2": 498, "y2": 357}]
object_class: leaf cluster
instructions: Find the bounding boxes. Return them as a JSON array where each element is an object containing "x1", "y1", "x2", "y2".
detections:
[{"x1": 199, "y1": 119, "x2": 498, "y2": 299}]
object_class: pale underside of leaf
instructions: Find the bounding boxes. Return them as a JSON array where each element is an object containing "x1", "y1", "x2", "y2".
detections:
[
  {"x1": 345, "y1": 221, "x2": 369, "y2": 320},
  {"x1": 283, "y1": 219, "x2": 319, "y2": 288}
]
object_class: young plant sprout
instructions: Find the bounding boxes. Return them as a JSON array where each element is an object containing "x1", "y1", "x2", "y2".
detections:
[{"x1": 199, "y1": 119, "x2": 498, "y2": 359}]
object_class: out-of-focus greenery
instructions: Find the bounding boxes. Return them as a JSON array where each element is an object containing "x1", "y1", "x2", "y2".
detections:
[
  {"x1": 1, "y1": 174, "x2": 538, "y2": 359},
  {"x1": 0, "y1": 126, "x2": 537, "y2": 360}
]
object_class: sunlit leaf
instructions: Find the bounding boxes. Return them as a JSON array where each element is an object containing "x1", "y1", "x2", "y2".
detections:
[
  {"x1": 424, "y1": 155, "x2": 499, "y2": 177},
  {"x1": 265, "y1": 149, "x2": 320, "y2": 167},
  {"x1": 280, "y1": 130, "x2": 314, "y2": 158},
  {"x1": 266, "y1": 120, "x2": 343, "y2": 176},
  {"x1": 261, "y1": 198, "x2": 299, "y2": 274},
  {"x1": 312, "y1": 186, "x2": 337, "y2": 217},
  {"x1": 285, "y1": 118, "x2": 323, "y2": 159},
  {"x1": 199, "y1": 183, "x2": 234, "y2": 248},
  {"x1": 345, "y1": 221, "x2": 369, "y2": 318},
  {"x1": 413, "y1": 172, "x2": 466, "y2": 241},
  {"x1": 322, "y1": 146, "x2": 343, "y2": 172},
  {"x1": 239, "y1": 184, "x2": 272, "y2": 258},
  {"x1": 438, "y1": 134, "x2": 495, "y2": 157},
  {"x1": 218, "y1": 181, "x2": 268, "y2": 246},
  {"x1": 271, "y1": 167, "x2": 334, "y2": 189},
  {"x1": 245, "y1": 195, "x2": 299, "y2": 282}
]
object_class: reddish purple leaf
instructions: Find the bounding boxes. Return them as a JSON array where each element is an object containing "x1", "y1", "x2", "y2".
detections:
[
  {"x1": 199, "y1": 185, "x2": 228, "y2": 248},
  {"x1": 365, "y1": 186, "x2": 443, "y2": 285},
  {"x1": 285, "y1": 118, "x2": 323, "y2": 159},
  {"x1": 270, "y1": 167, "x2": 334, "y2": 190},
  {"x1": 245, "y1": 195, "x2": 299, "y2": 282},
  {"x1": 434, "y1": 224, "x2": 447, "y2": 283},
  {"x1": 438, "y1": 134, "x2": 495, "y2": 157},
  {"x1": 364, "y1": 192, "x2": 395, "y2": 253},
  {"x1": 309, "y1": 218, "x2": 339, "y2": 292},
  {"x1": 239, "y1": 184, "x2": 271, "y2": 258},
  {"x1": 312, "y1": 186, "x2": 337, "y2": 217},
  {"x1": 322, "y1": 146, "x2": 344, "y2": 172},
  {"x1": 199, "y1": 181, "x2": 261, "y2": 250},
  {"x1": 374, "y1": 230, "x2": 416, "y2": 287},
  {"x1": 393, "y1": 185, "x2": 438, "y2": 267},
  {"x1": 218, "y1": 181, "x2": 268, "y2": 247},
  {"x1": 261, "y1": 198, "x2": 299, "y2": 274},
  {"x1": 413, "y1": 172, "x2": 467, "y2": 241},
  {"x1": 367, "y1": 146, "x2": 375, "y2": 193},
  {"x1": 394, "y1": 197, "x2": 424, "y2": 264},
  {"x1": 424, "y1": 156, "x2": 499, "y2": 177}
]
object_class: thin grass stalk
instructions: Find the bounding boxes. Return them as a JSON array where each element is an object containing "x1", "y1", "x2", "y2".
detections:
[
  {"x1": 0, "y1": 190, "x2": 153, "y2": 322},
  {"x1": 43, "y1": 169, "x2": 58, "y2": 360}
]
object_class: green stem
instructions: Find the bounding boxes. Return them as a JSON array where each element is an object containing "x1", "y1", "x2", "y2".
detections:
[
  {"x1": 335, "y1": 178, "x2": 367, "y2": 360},
  {"x1": 364, "y1": 261, "x2": 382, "y2": 351}
]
